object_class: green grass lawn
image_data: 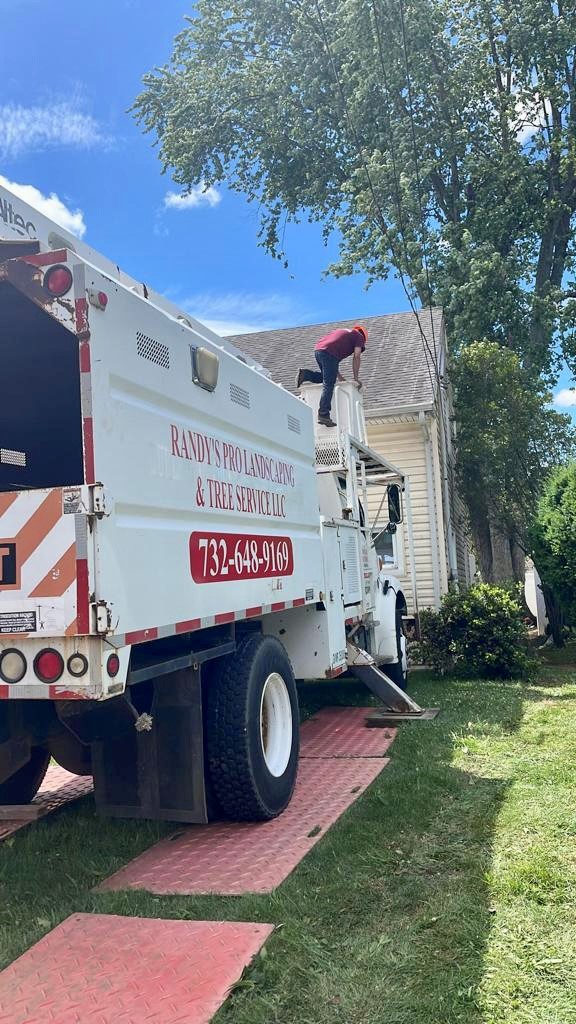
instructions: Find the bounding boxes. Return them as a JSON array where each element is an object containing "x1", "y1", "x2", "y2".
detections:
[
  {"x1": 537, "y1": 638, "x2": 576, "y2": 669},
  {"x1": 1, "y1": 662, "x2": 576, "y2": 1023}
]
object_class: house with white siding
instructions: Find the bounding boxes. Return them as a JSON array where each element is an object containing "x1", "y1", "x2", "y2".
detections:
[{"x1": 230, "y1": 309, "x2": 473, "y2": 614}]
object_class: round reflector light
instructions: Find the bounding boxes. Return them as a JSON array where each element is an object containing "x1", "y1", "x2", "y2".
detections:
[
  {"x1": 67, "y1": 653, "x2": 89, "y2": 678},
  {"x1": 107, "y1": 653, "x2": 120, "y2": 678},
  {"x1": 44, "y1": 265, "x2": 73, "y2": 297},
  {"x1": 34, "y1": 648, "x2": 64, "y2": 683},
  {"x1": 0, "y1": 649, "x2": 27, "y2": 683},
  {"x1": 97, "y1": 291, "x2": 108, "y2": 309}
]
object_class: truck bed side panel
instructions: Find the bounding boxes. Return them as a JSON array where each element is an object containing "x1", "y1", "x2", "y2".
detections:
[{"x1": 86, "y1": 273, "x2": 324, "y2": 640}]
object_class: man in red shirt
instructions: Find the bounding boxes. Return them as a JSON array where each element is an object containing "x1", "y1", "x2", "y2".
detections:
[{"x1": 296, "y1": 325, "x2": 367, "y2": 427}]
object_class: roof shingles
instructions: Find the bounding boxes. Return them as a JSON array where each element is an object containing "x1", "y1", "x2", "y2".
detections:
[{"x1": 228, "y1": 309, "x2": 444, "y2": 412}]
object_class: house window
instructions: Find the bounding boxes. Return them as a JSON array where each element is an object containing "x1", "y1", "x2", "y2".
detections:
[{"x1": 373, "y1": 528, "x2": 396, "y2": 566}]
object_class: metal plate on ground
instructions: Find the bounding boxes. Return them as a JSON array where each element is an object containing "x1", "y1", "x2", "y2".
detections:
[
  {"x1": 0, "y1": 766, "x2": 93, "y2": 842},
  {"x1": 97, "y1": 757, "x2": 389, "y2": 896},
  {"x1": 365, "y1": 708, "x2": 440, "y2": 726},
  {"x1": 300, "y1": 706, "x2": 397, "y2": 758},
  {"x1": 0, "y1": 914, "x2": 273, "y2": 1024}
]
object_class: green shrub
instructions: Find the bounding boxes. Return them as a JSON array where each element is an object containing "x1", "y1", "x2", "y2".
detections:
[
  {"x1": 418, "y1": 583, "x2": 530, "y2": 678},
  {"x1": 530, "y1": 462, "x2": 576, "y2": 630},
  {"x1": 413, "y1": 608, "x2": 452, "y2": 673}
]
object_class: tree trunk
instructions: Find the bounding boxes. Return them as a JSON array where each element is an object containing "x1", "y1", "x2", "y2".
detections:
[
  {"x1": 539, "y1": 580, "x2": 565, "y2": 647},
  {"x1": 467, "y1": 500, "x2": 493, "y2": 580},
  {"x1": 466, "y1": 502, "x2": 525, "y2": 585},
  {"x1": 510, "y1": 539, "x2": 526, "y2": 583},
  {"x1": 530, "y1": 555, "x2": 566, "y2": 648},
  {"x1": 489, "y1": 524, "x2": 516, "y2": 582}
]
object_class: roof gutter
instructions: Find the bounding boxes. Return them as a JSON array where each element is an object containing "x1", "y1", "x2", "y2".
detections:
[{"x1": 366, "y1": 401, "x2": 435, "y2": 419}]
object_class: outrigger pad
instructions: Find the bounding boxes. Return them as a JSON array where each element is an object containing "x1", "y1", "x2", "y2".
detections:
[
  {"x1": 97, "y1": 758, "x2": 389, "y2": 896},
  {"x1": 365, "y1": 708, "x2": 440, "y2": 726},
  {"x1": 0, "y1": 914, "x2": 274, "y2": 1024},
  {"x1": 0, "y1": 766, "x2": 93, "y2": 844}
]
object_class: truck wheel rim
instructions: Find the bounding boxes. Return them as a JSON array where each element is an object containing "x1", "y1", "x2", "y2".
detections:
[{"x1": 259, "y1": 672, "x2": 293, "y2": 777}]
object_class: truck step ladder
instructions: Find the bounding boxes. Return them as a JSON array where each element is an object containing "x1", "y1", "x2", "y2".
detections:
[{"x1": 346, "y1": 642, "x2": 439, "y2": 723}]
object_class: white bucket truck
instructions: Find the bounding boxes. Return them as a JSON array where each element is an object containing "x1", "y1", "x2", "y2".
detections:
[{"x1": 0, "y1": 182, "x2": 416, "y2": 823}]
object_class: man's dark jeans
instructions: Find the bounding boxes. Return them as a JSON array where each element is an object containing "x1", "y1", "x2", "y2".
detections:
[{"x1": 299, "y1": 350, "x2": 339, "y2": 417}]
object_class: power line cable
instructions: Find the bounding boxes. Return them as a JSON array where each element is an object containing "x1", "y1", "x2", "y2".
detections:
[
  {"x1": 314, "y1": 0, "x2": 458, "y2": 572},
  {"x1": 397, "y1": 0, "x2": 441, "y2": 370},
  {"x1": 313, "y1": 0, "x2": 438, "y2": 398},
  {"x1": 395, "y1": 0, "x2": 459, "y2": 561},
  {"x1": 368, "y1": 0, "x2": 441, "y2": 381}
]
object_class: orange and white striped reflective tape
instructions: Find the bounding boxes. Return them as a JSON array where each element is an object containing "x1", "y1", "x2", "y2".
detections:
[{"x1": 0, "y1": 488, "x2": 86, "y2": 637}]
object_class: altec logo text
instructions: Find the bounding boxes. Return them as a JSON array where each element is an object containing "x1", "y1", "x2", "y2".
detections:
[{"x1": 0, "y1": 197, "x2": 36, "y2": 239}]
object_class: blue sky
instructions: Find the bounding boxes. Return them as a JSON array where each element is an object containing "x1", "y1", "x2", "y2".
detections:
[{"x1": 1, "y1": 0, "x2": 574, "y2": 416}]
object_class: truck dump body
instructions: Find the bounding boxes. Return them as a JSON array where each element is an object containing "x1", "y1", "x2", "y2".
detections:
[
  {"x1": 86, "y1": 265, "x2": 324, "y2": 644},
  {"x1": 0, "y1": 244, "x2": 325, "y2": 697}
]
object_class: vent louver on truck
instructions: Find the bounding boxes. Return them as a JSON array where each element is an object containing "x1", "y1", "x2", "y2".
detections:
[
  {"x1": 0, "y1": 448, "x2": 26, "y2": 467},
  {"x1": 136, "y1": 332, "x2": 170, "y2": 369},
  {"x1": 287, "y1": 415, "x2": 301, "y2": 434},
  {"x1": 229, "y1": 383, "x2": 250, "y2": 409}
]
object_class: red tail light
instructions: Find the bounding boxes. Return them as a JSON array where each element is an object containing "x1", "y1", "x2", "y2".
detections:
[
  {"x1": 44, "y1": 265, "x2": 73, "y2": 297},
  {"x1": 107, "y1": 653, "x2": 120, "y2": 678},
  {"x1": 88, "y1": 288, "x2": 108, "y2": 310},
  {"x1": 34, "y1": 648, "x2": 64, "y2": 683}
]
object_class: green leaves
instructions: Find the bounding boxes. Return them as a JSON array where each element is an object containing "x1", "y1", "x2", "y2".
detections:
[
  {"x1": 451, "y1": 341, "x2": 576, "y2": 545},
  {"x1": 134, "y1": 0, "x2": 576, "y2": 374},
  {"x1": 530, "y1": 462, "x2": 576, "y2": 627},
  {"x1": 418, "y1": 583, "x2": 532, "y2": 678},
  {"x1": 133, "y1": 0, "x2": 576, "y2": 577}
]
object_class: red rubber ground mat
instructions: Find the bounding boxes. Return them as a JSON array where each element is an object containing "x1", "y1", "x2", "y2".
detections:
[
  {"x1": 98, "y1": 757, "x2": 388, "y2": 896},
  {"x1": 0, "y1": 766, "x2": 92, "y2": 843},
  {"x1": 0, "y1": 913, "x2": 273, "y2": 1024},
  {"x1": 300, "y1": 705, "x2": 397, "y2": 758}
]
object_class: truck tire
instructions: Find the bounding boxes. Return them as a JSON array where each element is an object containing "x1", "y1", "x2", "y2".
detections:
[
  {"x1": 49, "y1": 731, "x2": 92, "y2": 776},
  {"x1": 0, "y1": 747, "x2": 50, "y2": 805},
  {"x1": 206, "y1": 633, "x2": 299, "y2": 821},
  {"x1": 387, "y1": 611, "x2": 408, "y2": 691}
]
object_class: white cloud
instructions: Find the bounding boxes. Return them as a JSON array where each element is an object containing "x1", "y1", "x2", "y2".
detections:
[
  {"x1": 0, "y1": 100, "x2": 109, "y2": 160},
  {"x1": 164, "y1": 184, "x2": 222, "y2": 210},
  {"x1": 514, "y1": 93, "x2": 554, "y2": 145},
  {"x1": 199, "y1": 318, "x2": 273, "y2": 336},
  {"x1": 181, "y1": 291, "x2": 298, "y2": 336},
  {"x1": 553, "y1": 387, "x2": 576, "y2": 408},
  {"x1": 0, "y1": 174, "x2": 86, "y2": 239}
]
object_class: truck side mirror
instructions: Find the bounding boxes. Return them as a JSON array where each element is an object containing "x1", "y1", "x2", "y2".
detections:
[{"x1": 387, "y1": 483, "x2": 403, "y2": 525}]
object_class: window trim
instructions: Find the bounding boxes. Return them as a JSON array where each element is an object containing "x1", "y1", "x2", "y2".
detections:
[{"x1": 372, "y1": 525, "x2": 403, "y2": 574}]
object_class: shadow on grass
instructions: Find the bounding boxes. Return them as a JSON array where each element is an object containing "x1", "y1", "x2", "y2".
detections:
[{"x1": 0, "y1": 673, "x2": 524, "y2": 1024}]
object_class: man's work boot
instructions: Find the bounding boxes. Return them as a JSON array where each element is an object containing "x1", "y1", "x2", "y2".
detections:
[
  {"x1": 295, "y1": 369, "x2": 305, "y2": 388},
  {"x1": 318, "y1": 414, "x2": 337, "y2": 428}
]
